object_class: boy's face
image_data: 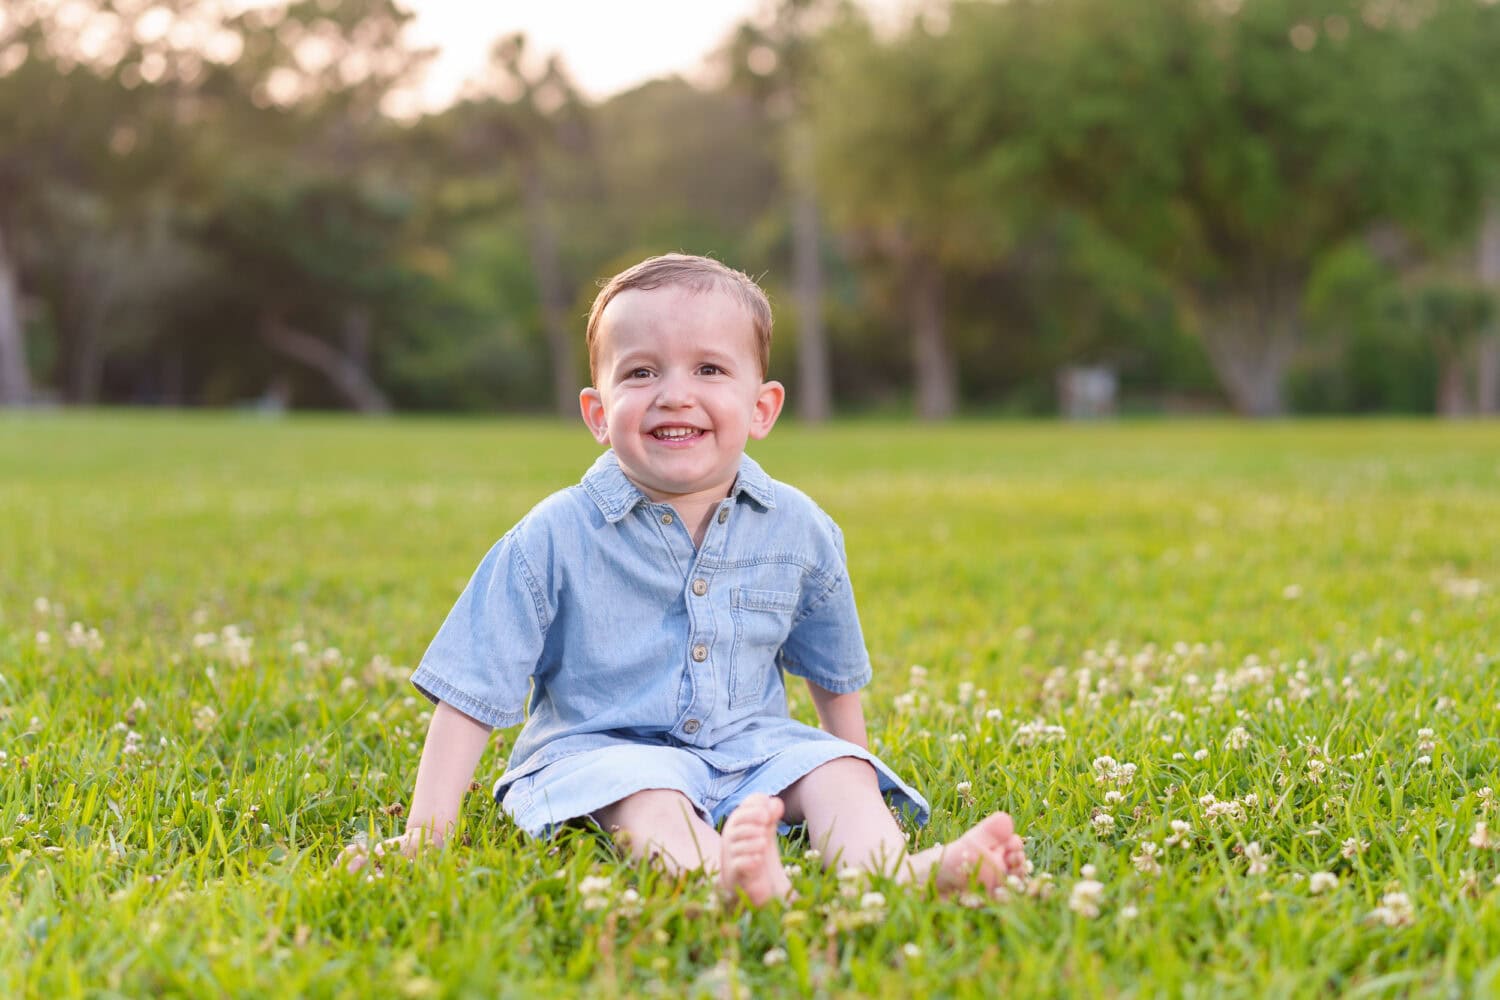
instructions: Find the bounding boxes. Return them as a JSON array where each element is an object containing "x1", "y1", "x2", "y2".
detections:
[{"x1": 579, "y1": 284, "x2": 784, "y2": 507}]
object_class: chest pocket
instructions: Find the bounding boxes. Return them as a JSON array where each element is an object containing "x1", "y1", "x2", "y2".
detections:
[{"x1": 729, "y1": 586, "x2": 799, "y2": 708}]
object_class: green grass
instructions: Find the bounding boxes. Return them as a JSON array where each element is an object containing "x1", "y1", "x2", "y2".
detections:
[{"x1": 2, "y1": 412, "x2": 1498, "y2": 998}]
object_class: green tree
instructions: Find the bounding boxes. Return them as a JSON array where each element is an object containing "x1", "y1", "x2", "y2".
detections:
[
  {"x1": 1036, "y1": 0, "x2": 1500, "y2": 415},
  {"x1": 432, "y1": 35, "x2": 597, "y2": 417},
  {"x1": 810, "y1": 4, "x2": 1048, "y2": 418},
  {"x1": 723, "y1": 0, "x2": 854, "y2": 421}
]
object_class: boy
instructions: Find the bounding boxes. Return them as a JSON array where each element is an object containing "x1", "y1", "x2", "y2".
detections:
[{"x1": 341, "y1": 254, "x2": 1025, "y2": 905}]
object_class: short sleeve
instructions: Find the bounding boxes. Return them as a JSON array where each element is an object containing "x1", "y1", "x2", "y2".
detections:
[
  {"x1": 410, "y1": 530, "x2": 550, "y2": 728},
  {"x1": 776, "y1": 526, "x2": 873, "y2": 694}
]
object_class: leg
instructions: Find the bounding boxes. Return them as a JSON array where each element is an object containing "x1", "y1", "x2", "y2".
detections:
[
  {"x1": 780, "y1": 756, "x2": 1027, "y2": 894},
  {"x1": 593, "y1": 788, "x2": 792, "y2": 905},
  {"x1": 593, "y1": 788, "x2": 721, "y2": 876}
]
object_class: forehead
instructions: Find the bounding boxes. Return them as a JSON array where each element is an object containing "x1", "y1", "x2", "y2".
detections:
[{"x1": 597, "y1": 284, "x2": 757, "y2": 357}]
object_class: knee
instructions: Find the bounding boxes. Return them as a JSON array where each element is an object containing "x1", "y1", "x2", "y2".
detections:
[
  {"x1": 783, "y1": 756, "x2": 878, "y2": 818},
  {"x1": 597, "y1": 787, "x2": 698, "y2": 830},
  {"x1": 810, "y1": 756, "x2": 878, "y2": 789}
]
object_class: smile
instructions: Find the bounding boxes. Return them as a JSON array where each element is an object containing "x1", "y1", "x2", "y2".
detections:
[{"x1": 651, "y1": 427, "x2": 704, "y2": 441}]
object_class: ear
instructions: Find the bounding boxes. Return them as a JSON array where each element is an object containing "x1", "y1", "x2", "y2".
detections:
[
  {"x1": 579, "y1": 387, "x2": 610, "y2": 445},
  {"x1": 747, "y1": 380, "x2": 785, "y2": 440}
]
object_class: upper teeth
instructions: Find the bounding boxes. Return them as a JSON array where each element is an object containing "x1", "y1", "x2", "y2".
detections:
[{"x1": 654, "y1": 428, "x2": 696, "y2": 439}]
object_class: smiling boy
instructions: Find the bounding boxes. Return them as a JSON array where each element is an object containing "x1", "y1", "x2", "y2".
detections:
[{"x1": 342, "y1": 254, "x2": 1025, "y2": 905}]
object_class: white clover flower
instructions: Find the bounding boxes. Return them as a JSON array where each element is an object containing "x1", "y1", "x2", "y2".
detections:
[
  {"x1": 1092, "y1": 757, "x2": 1137, "y2": 787},
  {"x1": 192, "y1": 705, "x2": 218, "y2": 732},
  {"x1": 908, "y1": 664, "x2": 928, "y2": 688},
  {"x1": 1091, "y1": 812, "x2": 1116, "y2": 836},
  {"x1": 1132, "y1": 841, "x2": 1162, "y2": 876},
  {"x1": 902, "y1": 943, "x2": 922, "y2": 960},
  {"x1": 1165, "y1": 820, "x2": 1193, "y2": 848},
  {"x1": 1014, "y1": 720, "x2": 1067, "y2": 746},
  {"x1": 1341, "y1": 837, "x2": 1369, "y2": 859},
  {"x1": 1069, "y1": 879, "x2": 1105, "y2": 919},
  {"x1": 1309, "y1": 872, "x2": 1338, "y2": 894},
  {"x1": 762, "y1": 947, "x2": 787, "y2": 967},
  {"x1": 985, "y1": 708, "x2": 1003, "y2": 722},
  {"x1": 1282, "y1": 584, "x2": 1303, "y2": 600},
  {"x1": 1470, "y1": 822, "x2": 1497, "y2": 850},
  {"x1": 1305, "y1": 758, "x2": 1327, "y2": 784},
  {"x1": 860, "y1": 891, "x2": 886, "y2": 911},
  {"x1": 1193, "y1": 749, "x2": 1210, "y2": 761},
  {"x1": 1367, "y1": 892, "x2": 1414, "y2": 928},
  {"x1": 1242, "y1": 842, "x2": 1269, "y2": 876},
  {"x1": 578, "y1": 875, "x2": 611, "y2": 895},
  {"x1": 33, "y1": 596, "x2": 50, "y2": 615},
  {"x1": 192, "y1": 632, "x2": 218, "y2": 648},
  {"x1": 1119, "y1": 904, "x2": 1139, "y2": 921},
  {"x1": 1205, "y1": 800, "x2": 1246, "y2": 824},
  {"x1": 35, "y1": 631, "x2": 50, "y2": 647},
  {"x1": 1416, "y1": 728, "x2": 1436, "y2": 752},
  {"x1": 1415, "y1": 755, "x2": 1431, "y2": 766},
  {"x1": 1224, "y1": 726, "x2": 1251, "y2": 750}
]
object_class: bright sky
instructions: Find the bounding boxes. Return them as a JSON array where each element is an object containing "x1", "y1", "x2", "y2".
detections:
[
  {"x1": 403, "y1": 1, "x2": 752, "y2": 105},
  {"x1": 399, "y1": 0, "x2": 912, "y2": 108}
]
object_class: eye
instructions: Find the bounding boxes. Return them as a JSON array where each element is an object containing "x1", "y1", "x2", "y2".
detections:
[
  {"x1": 697, "y1": 364, "x2": 724, "y2": 376},
  {"x1": 625, "y1": 367, "x2": 653, "y2": 380}
]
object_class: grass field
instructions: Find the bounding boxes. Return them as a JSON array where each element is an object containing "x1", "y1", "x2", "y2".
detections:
[{"x1": 2, "y1": 413, "x2": 1499, "y2": 998}]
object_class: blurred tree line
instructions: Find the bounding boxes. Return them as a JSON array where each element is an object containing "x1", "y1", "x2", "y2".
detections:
[{"x1": 2, "y1": 0, "x2": 1499, "y2": 418}]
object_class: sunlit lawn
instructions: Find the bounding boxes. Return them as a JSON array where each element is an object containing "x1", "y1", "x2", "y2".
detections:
[{"x1": 2, "y1": 412, "x2": 1498, "y2": 997}]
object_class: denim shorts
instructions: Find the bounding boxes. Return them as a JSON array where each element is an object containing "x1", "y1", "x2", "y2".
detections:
[{"x1": 498, "y1": 735, "x2": 929, "y2": 839}]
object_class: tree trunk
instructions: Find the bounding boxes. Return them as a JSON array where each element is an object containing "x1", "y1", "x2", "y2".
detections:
[
  {"x1": 520, "y1": 159, "x2": 577, "y2": 419},
  {"x1": 0, "y1": 225, "x2": 29, "y2": 406},
  {"x1": 1194, "y1": 274, "x2": 1301, "y2": 417},
  {"x1": 260, "y1": 309, "x2": 391, "y2": 414},
  {"x1": 908, "y1": 255, "x2": 957, "y2": 420},
  {"x1": 1478, "y1": 200, "x2": 1500, "y2": 415},
  {"x1": 789, "y1": 125, "x2": 831, "y2": 423},
  {"x1": 1478, "y1": 337, "x2": 1500, "y2": 415},
  {"x1": 1436, "y1": 348, "x2": 1472, "y2": 418}
]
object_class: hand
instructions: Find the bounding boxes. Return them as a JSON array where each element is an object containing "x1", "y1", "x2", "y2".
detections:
[{"x1": 336, "y1": 827, "x2": 438, "y2": 874}]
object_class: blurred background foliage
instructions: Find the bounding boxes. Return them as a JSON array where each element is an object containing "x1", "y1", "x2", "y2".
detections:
[{"x1": 2, "y1": 0, "x2": 1499, "y2": 418}]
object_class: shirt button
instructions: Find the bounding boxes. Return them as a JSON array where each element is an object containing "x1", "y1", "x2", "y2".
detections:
[
  {"x1": 682, "y1": 719, "x2": 701, "y2": 735},
  {"x1": 691, "y1": 579, "x2": 708, "y2": 596},
  {"x1": 661, "y1": 513, "x2": 674, "y2": 525},
  {"x1": 717, "y1": 507, "x2": 729, "y2": 524},
  {"x1": 691, "y1": 643, "x2": 708, "y2": 662}
]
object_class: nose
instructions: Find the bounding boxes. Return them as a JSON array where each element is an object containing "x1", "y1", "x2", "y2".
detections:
[{"x1": 653, "y1": 369, "x2": 694, "y2": 408}]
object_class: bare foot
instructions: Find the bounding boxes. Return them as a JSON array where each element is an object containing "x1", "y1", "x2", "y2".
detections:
[
  {"x1": 904, "y1": 812, "x2": 1025, "y2": 895},
  {"x1": 718, "y1": 794, "x2": 790, "y2": 907}
]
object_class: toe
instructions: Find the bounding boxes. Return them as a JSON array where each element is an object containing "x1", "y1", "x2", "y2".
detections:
[{"x1": 977, "y1": 812, "x2": 1015, "y2": 846}]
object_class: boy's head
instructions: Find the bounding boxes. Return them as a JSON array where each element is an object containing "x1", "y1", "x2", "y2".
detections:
[
  {"x1": 585, "y1": 254, "x2": 773, "y2": 385},
  {"x1": 579, "y1": 253, "x2": 785, "y2": 505}
]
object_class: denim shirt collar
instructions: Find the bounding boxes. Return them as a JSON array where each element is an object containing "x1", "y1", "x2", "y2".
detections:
[{"x1": 581, "y1": 449, "x2": 776, "y2": 524}]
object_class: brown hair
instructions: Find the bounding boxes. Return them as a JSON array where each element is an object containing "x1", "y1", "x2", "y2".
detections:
[{"x1": 585, "y1": 253, "x2": 773, "y2": 383}]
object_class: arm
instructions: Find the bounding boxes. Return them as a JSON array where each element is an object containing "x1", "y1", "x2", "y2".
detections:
[
  {"x1": 340, "y1": 700, "x2": 491, "y2": 870},
  {"x1": 405, "y1": 700, "x2": 493, "y2": 844},
  {"x1": 805, "y1": 680, "x2": 869, "y2": 750}
]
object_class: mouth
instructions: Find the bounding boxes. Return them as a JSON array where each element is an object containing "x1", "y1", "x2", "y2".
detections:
[{"x1": 649, "y1": 425, "x2": 706, "y2": 444}]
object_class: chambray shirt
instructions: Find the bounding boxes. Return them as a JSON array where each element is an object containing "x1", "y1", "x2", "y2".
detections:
[{"x1": 410, "y1": 449, "x2": 878, "y2": 799}]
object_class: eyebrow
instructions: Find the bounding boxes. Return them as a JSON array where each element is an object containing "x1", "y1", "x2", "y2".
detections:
[{"x1": 611, "y1": 349, "x2": 738, "y2": 370}]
